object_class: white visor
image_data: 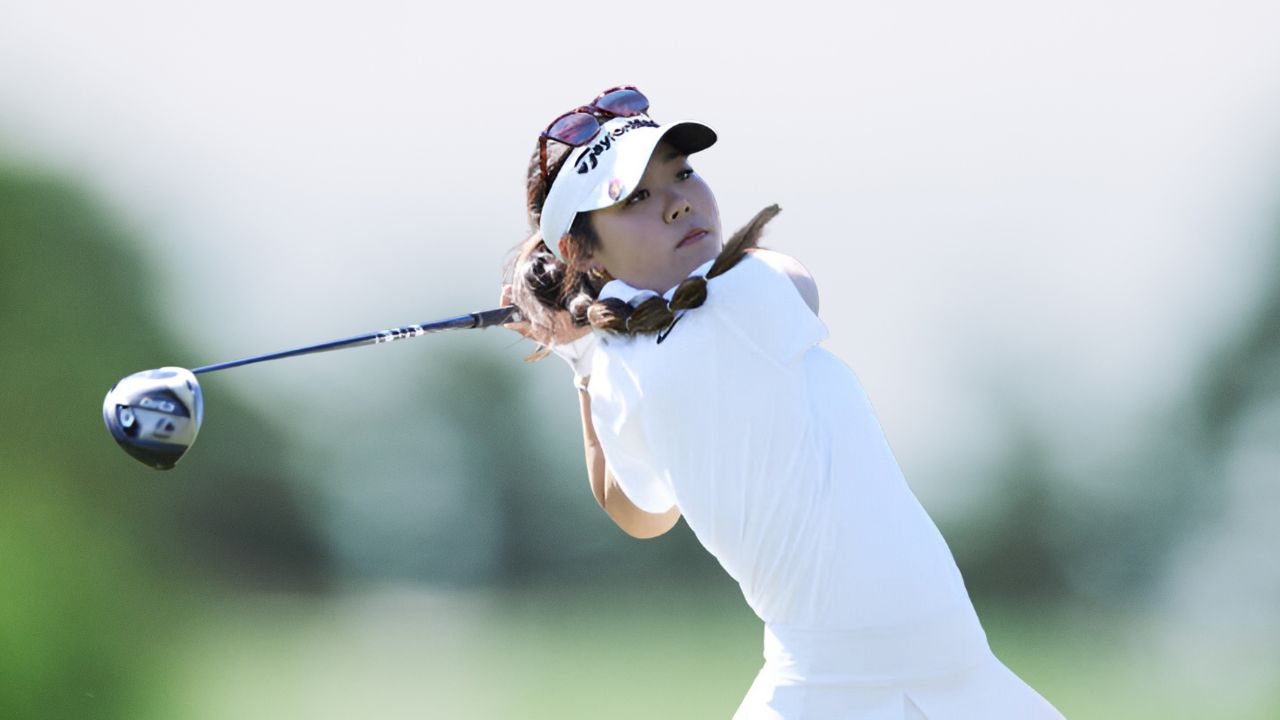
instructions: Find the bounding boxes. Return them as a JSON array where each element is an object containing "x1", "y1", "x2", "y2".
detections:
[{"x1": 539, "y1": 113, "x2": 716, "y2": 260}]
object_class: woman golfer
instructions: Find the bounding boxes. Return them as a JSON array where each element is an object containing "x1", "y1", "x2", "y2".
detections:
[{"x1": 501, "y1": 87, "x2": 1064, "y2": 719}]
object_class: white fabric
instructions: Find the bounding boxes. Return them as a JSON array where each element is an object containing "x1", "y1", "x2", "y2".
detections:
[
  {"x1": 737, "y1": 607, "x2": 1063, "y2": 719},
  {"x1": 546, "y1": 329, "x2": 598, "y2": 382},
  {"x1": 588, "y1": 253, "x2": 1064, "y2": 718}
]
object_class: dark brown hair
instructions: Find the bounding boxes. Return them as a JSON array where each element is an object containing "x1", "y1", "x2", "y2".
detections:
[{"x1": 503, "y1": 141, "x2": 779, "y2": 353}]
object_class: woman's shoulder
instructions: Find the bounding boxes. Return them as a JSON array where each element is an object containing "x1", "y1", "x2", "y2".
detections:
[
  {"x1": 739, "y1": 249, "x2": 820, "y2": 316},
  {"x1": 695, "y1": 248, "x2": 827, "y2": 365}
]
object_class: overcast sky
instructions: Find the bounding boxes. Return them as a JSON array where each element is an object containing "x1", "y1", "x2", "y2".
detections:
[{"x1": 3, "y1": 0, "x2": 1280, "y2": 498}]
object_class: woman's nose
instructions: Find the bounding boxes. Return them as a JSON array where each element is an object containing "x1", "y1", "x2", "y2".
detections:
[{"x1": 665, "y1": 194, "x2": 692, "y2": 223}]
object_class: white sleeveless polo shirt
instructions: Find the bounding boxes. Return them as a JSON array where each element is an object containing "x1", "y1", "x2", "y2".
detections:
[{"x1": 586, "y1": 253, "x2": 1063, "y2": 718}]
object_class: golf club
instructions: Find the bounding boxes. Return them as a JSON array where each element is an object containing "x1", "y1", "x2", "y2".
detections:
[{"x1": 103, "y1": 305, "x2": 522, "y2": 470}]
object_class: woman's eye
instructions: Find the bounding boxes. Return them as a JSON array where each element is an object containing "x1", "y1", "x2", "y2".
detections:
[
  {"x1": 626, "y1": 189, "x2": 650, "y2": 206},
  {"x1": 677, "y1": 168, "x2": 694, "y2": 180}
]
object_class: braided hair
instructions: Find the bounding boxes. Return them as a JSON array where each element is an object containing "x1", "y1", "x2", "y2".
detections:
[{"x1": 585, "y1": 204, "x2": 780, "y2": 335}]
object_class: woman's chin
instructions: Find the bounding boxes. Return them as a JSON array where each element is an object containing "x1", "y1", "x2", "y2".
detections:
[{"x1": 691, "y1": 240, "x2": 722, "y2": 268}]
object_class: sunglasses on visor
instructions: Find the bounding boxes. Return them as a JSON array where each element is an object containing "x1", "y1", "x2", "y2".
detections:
[{"x1": 538, "y1": 86, "x2": 650, "y2": 185}]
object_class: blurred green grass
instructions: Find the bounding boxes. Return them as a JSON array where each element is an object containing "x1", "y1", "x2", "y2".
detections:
[{"x1": 142, "y1": 584, "x2": 1277, "y2": 720}]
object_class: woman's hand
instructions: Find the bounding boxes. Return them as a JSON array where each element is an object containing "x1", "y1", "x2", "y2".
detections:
[
  {"x1": 499, "y1": 283, "x2": 536, "y2": 340},
  {"x1": 499, "y1": 284, "x2": 592, "y2": 346}
]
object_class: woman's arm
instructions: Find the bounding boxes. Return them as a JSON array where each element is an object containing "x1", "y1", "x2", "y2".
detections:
[
  {"x1": 576, "y1": 377, "x2": 682, "y2": 539},
  {"x1": 498, "y1": 284, "x2": 679, "y2": 539}
]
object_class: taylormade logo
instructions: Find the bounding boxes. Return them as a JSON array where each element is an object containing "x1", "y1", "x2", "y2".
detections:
[{"x1": 574, "y1": 118, "x2": 660, "y2": 174}]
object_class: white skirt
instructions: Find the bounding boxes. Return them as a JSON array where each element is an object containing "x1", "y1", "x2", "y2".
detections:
[{"x1": 734, "y1": 606, "x2": 1065, "y2": 719}]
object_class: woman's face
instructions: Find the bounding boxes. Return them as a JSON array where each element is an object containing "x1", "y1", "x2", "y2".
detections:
[{"x1": 581, "y1": 141, "x2": 723, "y2": 293}]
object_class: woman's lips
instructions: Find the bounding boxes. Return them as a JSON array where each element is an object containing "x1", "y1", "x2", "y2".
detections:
[{"x1": 677, "y1": 229, "x2": 709, "y2": 249}]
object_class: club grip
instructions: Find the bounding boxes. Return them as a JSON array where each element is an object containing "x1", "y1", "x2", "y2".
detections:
[{"x1": 471, "y1": 305, "x2": 523, "y2": 329}]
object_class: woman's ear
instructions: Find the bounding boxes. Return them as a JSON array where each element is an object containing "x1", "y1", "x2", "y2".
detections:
[{"x1": 558, "y1": 236, "x2": 574, "y2": 265}]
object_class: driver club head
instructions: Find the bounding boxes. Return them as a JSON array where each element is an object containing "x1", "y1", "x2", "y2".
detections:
[{"x1": 103, "y1": 367, "x2": 204, "y2": 470}]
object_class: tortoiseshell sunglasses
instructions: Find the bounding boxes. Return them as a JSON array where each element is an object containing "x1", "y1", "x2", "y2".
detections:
[{"x1": 538, "y1": 86, "x2": 650, "y2": 184}]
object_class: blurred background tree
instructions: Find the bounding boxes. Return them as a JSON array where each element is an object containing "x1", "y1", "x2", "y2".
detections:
[{"x1": 0, "y1": 164, "x2": 327, "y2": 719}]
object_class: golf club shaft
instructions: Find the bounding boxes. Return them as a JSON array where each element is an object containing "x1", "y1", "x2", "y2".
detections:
[{"x1": 191, "y1": 305, "x2": 522, "y2": 375}]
